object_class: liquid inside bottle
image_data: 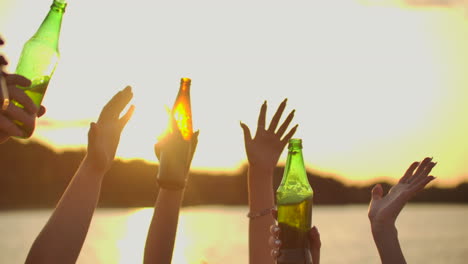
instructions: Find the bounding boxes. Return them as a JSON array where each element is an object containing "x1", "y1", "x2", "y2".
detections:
[{"x1": 276, "y1": 138, "x2": 314, "y2": 264}]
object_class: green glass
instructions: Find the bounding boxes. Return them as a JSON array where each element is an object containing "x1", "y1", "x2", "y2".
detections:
[
  {"x1": 276, "y1": 138, "x2": 314, "y2": 264},
  {"x1": 15, "y1": 0, "x2": 67, "y2": 107}
]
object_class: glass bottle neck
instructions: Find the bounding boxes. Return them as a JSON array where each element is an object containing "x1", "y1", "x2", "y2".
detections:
[
  {"x1": 32, "y1": 0, "x2": 66, "y2": 45},
  {"x1": 180, "y1": 77, "x2": 191, "y2": 92},
  {"x1": 276, "y1": 139, "x2": 313, "y2": 205},
  {"x1": 282, "y1": 145, "x2": 308, "y2": 183}
]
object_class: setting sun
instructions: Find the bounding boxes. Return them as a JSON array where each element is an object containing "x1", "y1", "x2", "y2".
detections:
[{"x1": 1, "y1": 0, "x2": 467, "y2": 186}]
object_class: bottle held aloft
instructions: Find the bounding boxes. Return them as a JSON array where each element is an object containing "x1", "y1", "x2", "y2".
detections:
[
  {"x1": 171, "y1": 77, "x2": 193, "y2": 140},
  {"x1": 156, "y1": 77, "x2": 194, "y2": 190},
  {"x1": 15, "y1": 0, "x2": 67, "y2": 107},
  {"x1": 276, "y1": 138, "x2": 314, "y2": 264}
]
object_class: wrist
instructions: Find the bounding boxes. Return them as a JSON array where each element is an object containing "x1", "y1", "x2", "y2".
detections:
[
  {"x1": 371, "y1": 220, "x2": 397, "y2": 236},
  {"x1": 82, "y1": 155, "x2": 109, "y2": 175},
  {"x1": 248, "y1": 165, "x2": 274, "y2": 185},
  {"x1": 248, "y1": 163, "x2": 275, "y2": 174},
  {"x1": 158, "y1": 187, "x2": 185, "y2": 195},
  {"x1": 156, "y1": 167, "x2": 188, "y2": 191}
]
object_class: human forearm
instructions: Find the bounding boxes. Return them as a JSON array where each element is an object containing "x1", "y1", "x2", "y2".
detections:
[
  {"x1": 144, "y1": 187, "x2": 184, "y2": 264},
  {"x1": 26, "y1": 156, "x2": 105, "y2": 264},
  {"x1": 248, "y1": 165, "x2": 275, "y2": 264},
  {"x1": 248, "y1": 165, "x2": 275, "y2": 210},
  {"x1": 371, "y1": 222, "x2": 406, "y2": 264}
]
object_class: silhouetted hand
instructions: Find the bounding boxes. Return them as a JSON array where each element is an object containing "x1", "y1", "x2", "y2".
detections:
[
  {"x1": 240, "y1": 99, "x2": 298, "y2": 171},
  {"x1": 269, "y1": 210, "x2": 321, "y2": 264},
  {"x1": 368, "y1": 157, "x2": 436, "y2": 264},
  {"x1": 86, "y1": 86, "x2": 134, "y2": 173},
  {"x1": 0, "y1": 36, "x2": 47, "y2": 142},
  {"x1": 368, "y1": 157, "x2": 436, "y2": 228},
  {"x1": 0, "y1": 74, "x2": 39, "y2": 141},
  {"x1": 155, "y1": 115, "x2": 199, "y2": 190}
]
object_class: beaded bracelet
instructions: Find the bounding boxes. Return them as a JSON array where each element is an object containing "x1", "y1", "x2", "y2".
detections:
[{"x1": 247, "y1": 206, "x2": 275, "y2": 219}]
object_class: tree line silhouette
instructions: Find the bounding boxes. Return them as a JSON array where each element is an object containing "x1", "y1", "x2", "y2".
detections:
[{"x1": 0, "y1": 139, "x2": 466, "y2": 209}]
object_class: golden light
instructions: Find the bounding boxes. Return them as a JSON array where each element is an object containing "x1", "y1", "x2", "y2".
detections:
[{"x1": 171, "y1": 77, "x2": 193, "y2": 140}]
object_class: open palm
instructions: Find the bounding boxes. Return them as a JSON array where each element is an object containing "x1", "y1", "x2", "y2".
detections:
[
  {"x1": 368, "y1": 157, "x2": 436, "y2": 226},
  {"x1": 87, "y1": 86, "x2": 135, "y2": 172},
  {"x1": 240, "y1": 99, "x2": 297, "y2": 170}
]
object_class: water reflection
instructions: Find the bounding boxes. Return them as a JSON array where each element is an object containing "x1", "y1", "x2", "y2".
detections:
[
  {"x1": 0, "y1": 205, "x2": 466, "y2": 263},
  {"x1": 88, "y1": 206, "x2": 249, "y2": 264}
]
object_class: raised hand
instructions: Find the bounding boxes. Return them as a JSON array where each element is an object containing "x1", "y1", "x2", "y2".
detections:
[
  {"x1": 240, "y1": 99, "x2": 298, "y2": 170},
  {"x1": 368, "y1": 157, "x2": 436, "y2": 227},
  {"x1": 241, "y1": 99, "x2": 298, "y2": 264},
  {"x1": 143, "y1": 113, "x2": 199, "y2": 264},
  {"x1": 155, "y1": 115, "x2": 199, "y2": 190},
  {"x1": 368, "y1": 157, "x2": 436, "y2": 264},
  {"x1": 86, "y1": 86, "x2": 135, "y2": 173}
]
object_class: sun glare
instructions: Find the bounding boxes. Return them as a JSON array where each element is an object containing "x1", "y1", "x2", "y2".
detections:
[
  {"x1": 1, "y1": 0, "x2": 467, "y2": 184},
  {"x1": 172, "y1": 77, "x2": 193, "y2": 140},
  {"x1": 116, "y1": 208, "x2": 152, "y2": 264}
]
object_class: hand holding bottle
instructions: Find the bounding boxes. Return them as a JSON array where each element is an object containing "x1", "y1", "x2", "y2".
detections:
[
  {"x1": 86, "y1": 86, "x2": 135, "y2": 173},
  {"x1": 0, "y1": 36, "x2": 46, "y2": 142},
  {"x1": 155, "y1": 115, "x2": 199, "y2": 190},
  {"x1": 15, "y1": 0, "x2": 67, "y2": 107},
  {"x1": 270, "y1": 214, "x2": 321, "y2": 264},
  {"x1": 241, "y1": 99, "x2": 298, "y2": 264},
  {"x1": 155, "y1": 78, "x2": 198, "y2": 190}
]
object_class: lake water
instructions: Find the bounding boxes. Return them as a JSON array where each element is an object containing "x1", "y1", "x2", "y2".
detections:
[{"x1": 0, "y1": 204, "x2": 467, "y2": 264}]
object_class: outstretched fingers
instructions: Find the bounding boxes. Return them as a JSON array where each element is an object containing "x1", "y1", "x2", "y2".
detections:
[
  {"x1": 268, "y1": 98, "x2": 287, "y2": 133},
  {"x1": 407, "y1": 157, "x2": 432, "y2": 183},
  {"x1": 399, "y1": 161, "x2": 419, "y2": 184},
  {"x1": 276, "y1": 109, "x2": 295, "y2": 137},
  {"x1": 409, "y1": 175, "x2": 436, "y2": 193},
  {"x1": 87, "y1": 122, "x2": 98, "y2": 147},
  {"x1": 256, "y1": 101, "x2": 267, "y2": 133},
  {"x1": 240, "y1": 121, "x2": 252, "y2": 143},
  {"x1": 280, "y1": 124, "x2": 298, "y2": 145},
  {"x1": 99, "y1": 86, "x2": 133, "y2": 122},
  {"x1": 409, "y1": 158, "x2": 436, "y2": 185},
  {"x1": 118, "y1": 104, "x2": 135, "y2": 129}
]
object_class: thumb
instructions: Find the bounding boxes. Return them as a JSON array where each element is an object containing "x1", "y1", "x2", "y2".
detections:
[
  {"x1": 240, "y1": 121, "x2": 252, "y2": 142},
  {"x1": 154, "y1": 142, "x2": 161, "y2": 161},
  {"x1": 371, "y1": 184, "x2": 383, "y2": 201},
  {"x1": 87, "y1": 122, "x2": 98, "y2": 151}
]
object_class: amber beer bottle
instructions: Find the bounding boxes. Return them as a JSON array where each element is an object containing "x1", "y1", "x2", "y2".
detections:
[
  {"x1": 171, "y1": 77, "x2": 193, "y2": 140},
  {"x1": 276, "y1": 138, "x2": 314, "y2": 264},
  {"x1": 156, "y1": 77, "x2": 193, "y2": 189}
]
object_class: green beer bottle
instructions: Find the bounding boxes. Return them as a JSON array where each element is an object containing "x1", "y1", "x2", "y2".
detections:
[
  {"x1": 276, "y1": 138, "x2": 313, "y2": 264},
  {"x1": 15, "y1": 0, "x2": 67, "y2": 107}
]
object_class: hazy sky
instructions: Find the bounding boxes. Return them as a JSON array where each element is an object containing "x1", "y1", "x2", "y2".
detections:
[{"x1": 1, "y1": 0, "x2": 467, "y2": 186}]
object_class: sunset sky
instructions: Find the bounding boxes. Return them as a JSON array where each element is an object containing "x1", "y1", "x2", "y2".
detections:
[{"x1": 1, "y1": 0, "x2": 467, "y2": 186}]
